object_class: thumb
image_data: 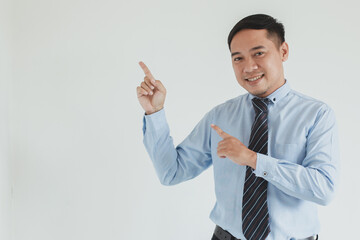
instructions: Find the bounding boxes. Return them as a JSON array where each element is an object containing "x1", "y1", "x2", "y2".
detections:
[{"x1": 211, "y1": 124, "x2": 231, "y2": 139}]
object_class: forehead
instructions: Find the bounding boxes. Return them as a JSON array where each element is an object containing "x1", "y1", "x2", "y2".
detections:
[{"x1": 230, "y1": 29, "x2": 277, "y2": 52}]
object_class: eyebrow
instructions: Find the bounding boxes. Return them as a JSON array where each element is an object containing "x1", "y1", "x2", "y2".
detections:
[{"x1": 231, "y1": 45, "x2": 266, "y2": 57}]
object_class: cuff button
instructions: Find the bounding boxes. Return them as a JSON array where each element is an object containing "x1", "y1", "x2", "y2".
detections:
[{"x1": 263, "y1": 171, "x2": 268, "y2": 177}]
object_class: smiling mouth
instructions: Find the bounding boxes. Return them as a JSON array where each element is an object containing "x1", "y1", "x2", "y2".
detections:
[{"x1": 245, "y1": 74, "x2": 264, "y2": 82}]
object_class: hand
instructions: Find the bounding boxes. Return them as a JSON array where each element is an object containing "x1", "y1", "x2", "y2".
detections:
[
  {"x1": 136, "y1": 61, "x2": 167, "y2": 115},
  {"x1": 211, "y1": 124, "x2": 257, "y2": 169}
]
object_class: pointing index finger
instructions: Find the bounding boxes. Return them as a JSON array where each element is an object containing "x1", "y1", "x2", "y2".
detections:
[
  {"x1": 211, "y1": 124, "x2": 230, "y2": 139},
  {"x1": 139, "y1": 61, "x2": 156, "y2": 83}
]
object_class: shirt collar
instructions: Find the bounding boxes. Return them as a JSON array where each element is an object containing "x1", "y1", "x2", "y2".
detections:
[{"x1": 249, "y1": 79, "x2": 291, "y2": 105}]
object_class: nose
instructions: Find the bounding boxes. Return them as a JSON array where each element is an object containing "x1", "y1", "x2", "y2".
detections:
[{"x1": 243, "y1": 57, "x2": 258, "y2": 73}]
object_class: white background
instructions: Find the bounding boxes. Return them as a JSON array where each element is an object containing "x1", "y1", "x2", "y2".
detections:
[{"x1": 1, "y1": 0, "x2": 359, "y2": 239}]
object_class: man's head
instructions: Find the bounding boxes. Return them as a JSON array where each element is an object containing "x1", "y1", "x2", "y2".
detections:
[{"x1": 228, "y1": 14, "x2": 289, "y2": 98}]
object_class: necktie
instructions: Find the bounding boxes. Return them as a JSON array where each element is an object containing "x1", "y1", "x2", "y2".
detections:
[{"x1": 242, "y1": 98, "x2": 270, "y2": 240}]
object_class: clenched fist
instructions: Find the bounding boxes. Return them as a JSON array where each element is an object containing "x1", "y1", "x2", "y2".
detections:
[{"x1": 136, "y1": 61, "x2": 167, "y2": 115}]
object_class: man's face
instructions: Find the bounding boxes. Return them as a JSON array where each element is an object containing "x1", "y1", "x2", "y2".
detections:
[{"x1": 230, "y1": 29, "x2": 289, "y2": 98}]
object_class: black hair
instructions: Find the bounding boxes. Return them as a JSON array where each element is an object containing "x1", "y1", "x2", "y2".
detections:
[{"x1": 227, "y1": 14, "x2": 285, "y2": 49}]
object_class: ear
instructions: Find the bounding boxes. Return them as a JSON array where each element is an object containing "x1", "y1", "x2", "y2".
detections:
[{"x1": 280, "y1": 42, "x2": 289, "y2": 62}]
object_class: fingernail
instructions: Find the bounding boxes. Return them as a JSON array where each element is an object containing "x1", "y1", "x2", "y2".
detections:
[
  {"x1": 150, "y1": 91, "x2": 153, "y2": 95},
  {"x1": 150, "y1": 86, "x2": 154, "y2": 90}
]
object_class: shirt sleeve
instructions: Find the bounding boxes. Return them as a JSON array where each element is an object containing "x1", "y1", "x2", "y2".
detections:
[
  {"x1": 253, "y1": 106, "x2": 340, "y2": 205},
  {"x1": 142, "y1": 109, "x2": 213, "y2": 185}
]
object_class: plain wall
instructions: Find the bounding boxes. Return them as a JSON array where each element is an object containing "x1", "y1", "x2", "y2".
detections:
[
  {"x1": 0, "y1": 0, "x2": 11, "y2": 238},
  {"x1": 0, "y1": 0, "x2": 12, "y2": 238},
  {"x1": 8, "y1": 0, "x2": 360, "y2": 239}
]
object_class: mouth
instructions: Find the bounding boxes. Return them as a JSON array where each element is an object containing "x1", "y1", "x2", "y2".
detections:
[{"x1": 245, "y1": 74, "x2": 265, "y2": 82}]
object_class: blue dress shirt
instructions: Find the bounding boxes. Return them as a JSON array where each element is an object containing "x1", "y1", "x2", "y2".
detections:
[{"x1": 142, "y1": 81, "x2": 340, "y2": 240}]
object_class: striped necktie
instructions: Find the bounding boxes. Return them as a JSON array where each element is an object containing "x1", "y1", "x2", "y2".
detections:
[{"x1": 242, "y1": 98, "x2": 270, "y2": 240}]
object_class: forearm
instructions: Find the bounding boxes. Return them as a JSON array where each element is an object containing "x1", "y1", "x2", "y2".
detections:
[
  {"x1": 143, "y1": 110, "x2": 179, "y2": 185},
  {"x1": 254, "y1": 154, "x2": 338, "y2": 205}
]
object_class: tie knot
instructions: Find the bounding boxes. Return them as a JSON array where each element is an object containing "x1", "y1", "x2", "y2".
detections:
[{"x1": 252, "y1": 98, "x2": 269, "y2": 114}]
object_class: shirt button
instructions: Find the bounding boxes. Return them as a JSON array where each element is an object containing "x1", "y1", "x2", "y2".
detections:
[
  {"x1": 263, "y1": 171, "x2": 268, "y2": 177},
  {"x1": 273, "y1": 98, "x2": 276, "y2": 101}
]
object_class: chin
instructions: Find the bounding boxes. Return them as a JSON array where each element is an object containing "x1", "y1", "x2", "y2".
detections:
[{"x1": 250, "y1": 89, "x2": 268, "y2": 98}]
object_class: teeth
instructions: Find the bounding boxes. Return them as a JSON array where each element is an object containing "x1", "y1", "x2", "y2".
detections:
[{"x1": 247, "y1": 75, "x2": 263, "y2": 82}]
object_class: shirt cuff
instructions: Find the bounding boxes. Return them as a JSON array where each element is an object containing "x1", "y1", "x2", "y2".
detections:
[
  {"x1": 142, "y1": 108, "x2": 168, "y2": 134},
  {"x1": 253, "y1": 153, "x2": 278, "y2": 181}
]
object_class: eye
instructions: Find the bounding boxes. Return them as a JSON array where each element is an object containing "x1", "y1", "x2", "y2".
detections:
[
  {"x1": 233, "y1": 57, "x2": 243, "y2": 62},
  {"x1": 255, "y1": 52, "x2": 264, "y2": 56}
]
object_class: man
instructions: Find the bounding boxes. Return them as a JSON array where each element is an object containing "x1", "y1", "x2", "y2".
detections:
[{"x1": 136, "y1": 14, "x2": 339, "y2": 240}]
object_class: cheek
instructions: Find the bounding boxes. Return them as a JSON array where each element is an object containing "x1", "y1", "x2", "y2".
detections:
[
  {"x1": 262, "y1": 56, "x2": 282, "y2": 72},
  {"x1": 268, "y1": 61, "x2": 283, "y2": 78},
  {"x1": 232, "y1": 64, "x2": 243, "y2": 78}
]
